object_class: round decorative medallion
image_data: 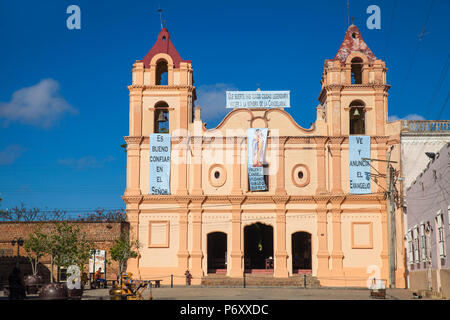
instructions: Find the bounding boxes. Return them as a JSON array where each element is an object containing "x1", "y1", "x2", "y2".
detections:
[
  {"x1": 292, "y1": 164, "x2": 310, "y2": 187},
  {"x1": 209, "y1": 164, "x2": 227, "y2": 187}
]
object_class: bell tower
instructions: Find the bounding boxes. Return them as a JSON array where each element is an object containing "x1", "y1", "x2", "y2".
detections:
[
  {"x1": 125, "y1": 28, "x2": 196, "y2": 198},
  {"x1": 318, "y1": 24, "x2": 389, "y2": 137},
  {"x1": 128, "y1": 27, "x2": 196, "y2": 139}
]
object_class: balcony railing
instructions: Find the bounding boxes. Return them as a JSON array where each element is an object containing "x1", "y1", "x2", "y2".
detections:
[{"x1": 402, "y1": 120, "x2": 450, "y2": 133}]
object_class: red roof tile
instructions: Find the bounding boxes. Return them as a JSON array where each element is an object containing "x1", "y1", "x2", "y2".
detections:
[
  {"x1": 141, "y1": 28, "x2": 187, "y2": 68},
  {"x1": 334, "y1": 24, "x2": 376, "y2": 64}
]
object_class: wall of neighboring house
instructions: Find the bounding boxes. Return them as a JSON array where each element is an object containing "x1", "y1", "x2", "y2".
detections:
[
  {"x1": 405, "y1": 143, "x2": 450, "y2": 298},
  {"x1": 0, "y1": 221, "x2": 129, "y2": 285}
]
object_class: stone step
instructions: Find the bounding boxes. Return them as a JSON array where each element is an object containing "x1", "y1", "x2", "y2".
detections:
[{"x1": 201, "y1": 275, "x2": 321, "y2": 288}]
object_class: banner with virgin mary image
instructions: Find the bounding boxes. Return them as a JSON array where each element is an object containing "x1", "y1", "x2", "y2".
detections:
[{"x1": 247, "y1": 128, "x2": 268, "y2": 191}]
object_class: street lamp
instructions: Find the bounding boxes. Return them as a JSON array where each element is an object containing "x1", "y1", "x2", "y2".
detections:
[{"x1": 11, "y1": 237, "x2": 24, "y2": 269}]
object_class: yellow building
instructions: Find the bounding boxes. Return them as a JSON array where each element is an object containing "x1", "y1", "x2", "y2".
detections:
[{"x1": 123, "y1": 25, "x2": 406, "y2": 287}]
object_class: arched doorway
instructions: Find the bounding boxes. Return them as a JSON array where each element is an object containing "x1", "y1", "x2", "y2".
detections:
[
  {"x1": 292, "y1": 232, "x2": 312, "y2": 274},
  {"x1": 244, "y1": 223, "x2": 273, "y2": 273},
  {"x1": 207, "y1": 232, "x2": 227, "y2": 274}
]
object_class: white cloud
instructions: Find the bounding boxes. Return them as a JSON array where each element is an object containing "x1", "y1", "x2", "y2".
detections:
[
  {"x1": 0, "y1": 79, "x2": 78, "y2": 129},
  {"x1": 0, "y1": 145, "x2": 26, "y2": 165},
  {"x1": 195, "y1": 83, "x2": 237, "y2": 127},
  {"x1": 388, "y1": 113, "x2": 426, "y2": 122},
  {"x1": 58, "y1": 155, "x2": 115, "y2": 170}
]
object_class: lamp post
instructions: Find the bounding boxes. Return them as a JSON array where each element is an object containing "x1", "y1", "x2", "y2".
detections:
[{"x1": 11, "y1": 237, "x2": 24, "y2": 269}]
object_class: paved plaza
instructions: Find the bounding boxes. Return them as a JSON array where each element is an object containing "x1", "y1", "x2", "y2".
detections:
[
  {"x1": 1, "y1": 286, "x2": 429, "y2": 301},
  {"x1": 84, "y1": 286, "x2": 427, "y2": 300},
  {"x1": 0, "y1": 285, "x2": 439, "y2": 301}
]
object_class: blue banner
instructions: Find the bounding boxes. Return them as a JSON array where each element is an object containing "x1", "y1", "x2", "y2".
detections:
[
  {"x1": 349, "y1": 136, "x2": 371, "y2": 194},
  {"x1": 247, "y1": 128, "x2": 268, "y2": 191},
  {"x1": 149, "y1": 134, "x2": 171, "y2": 195}
]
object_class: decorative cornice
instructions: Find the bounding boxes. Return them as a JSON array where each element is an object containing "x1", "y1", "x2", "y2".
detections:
[
  {"x1": 128, "y1": 84, "x2": 195, "y2": 91},
  {"x1": 136, "y1": 135, "x2": 394, "y2": 146},
  {"x1": 203, "y1": 108, "x2": 316, "y2": 134},
  {"x1": 228, "y1": 196, "x2": 246, "y2": 205},
  {"x1": 124, "y1": 136, "x2": 144, "y2": 145},
  {"x1": 132, "y1": 194, "x2": 386, "y2": 205},
  {"x1": 329, "y1": 136, "x2": 346, "y2": 145},
  {"x1": 122, "y1": 195, "x2": 143, "y2": 204},
  {"x1": 272, "y1": 195, "x2": 290, "y2": 205},
  {"x1": 323, "y1": 83, "x2": 390, "y2": 91}
]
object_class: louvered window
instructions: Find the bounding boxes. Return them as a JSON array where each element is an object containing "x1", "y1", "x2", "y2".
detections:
[
  {"x1": 413, "y1": 226, "x2": 420, "y2": 263},
  {"x1": 437, "y1": 211, "x2": 446, "y2": 258}
]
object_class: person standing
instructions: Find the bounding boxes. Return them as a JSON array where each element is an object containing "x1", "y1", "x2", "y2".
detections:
[{"x1": 8, "y1": 267, "x2": 26, "y2": 300}]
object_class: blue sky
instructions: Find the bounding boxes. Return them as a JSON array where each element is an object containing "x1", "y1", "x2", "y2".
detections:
[{"x1": 0, "y1": 0, "x2": 449, "y2": 216}]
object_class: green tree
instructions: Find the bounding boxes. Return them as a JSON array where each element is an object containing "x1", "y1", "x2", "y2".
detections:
[
  {"x1": 24, "y1": 227, "x2": 49, "y2": 276},
  {"x1": 50, "y1": 222, "x2": 94, "y2": 282},
  {"x1": 110, "y1": 232, "x2": 140, "y2": 286}
]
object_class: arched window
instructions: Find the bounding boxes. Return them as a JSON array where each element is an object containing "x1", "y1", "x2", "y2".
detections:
[
  {"x1": 155, "y1": 59, "x2": 168, "y2": 85},
  {"x1": 349, "y1": 101, "x2": 365, "y2": 135},
  {"x1": 154, "y1": 101, "x2": 169, "y2": 133},
  {"x1": 351, "y1": 57, "x2": 363, "y2": 84}
]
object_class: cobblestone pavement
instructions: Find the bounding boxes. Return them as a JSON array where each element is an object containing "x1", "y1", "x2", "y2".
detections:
[{"x1": 0, "y1": 286, "x2": 434, "y2": 300}]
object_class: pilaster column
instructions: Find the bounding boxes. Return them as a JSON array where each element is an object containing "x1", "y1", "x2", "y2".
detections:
[
  {"x1": 374, "y1": 137, "x2": 388, "y2": 192},
  {"x1": 129, "y1": 88, "x2": 143, "y2": 136},
  {"x1": 231, "y1": 137, "x2": 243, "y2": 195},
  {"x1": 192, "y1": 137, "x2": 203, "y2": 195},
  {"x1": 329, "y1": 137, "x2": 344, "y2": 194},
  {"x1": 380, "y1": 209, "x2": 389, "y2": 283},
  {"x1": 314, "y1": 137, "x2": 328, "y2": 194},
  {"x1": 315, "y1": 200, "x2": 330, "y2": 277},
  {"x1": 177, "y1": 201, "x2": 189, "y2": 272},
  {"x1": 149, "y1": 63, "x2": 156, "y2": 85},
  {"x1": 125, "y1": 200, "x2": 142, "y2": 278},
  {"x1": 124, "y1": 136, "x2": 143, "y2": 196},
  {"x1": 375, "y1": 90, "x2": 386, "y2": 136},
  {"x1": 330, "y1": 198, "x2": 344, "y2": 275},
  {"x1": 229, "y1": 197, "x2": 244, "y2": 277},
  {"x1": 174, "y1": 138, "x2": 188, "y2": 195},
  {"x1": 179, "y1": 92, "x2": 188, "y2": 131},
  {"x1": 189, "y1": 197, "x2": 205, "y2": 278},
  {"x1": 274, "y1": 196, "x2": 289, "y2": 277},
  {"x1": 168, "y1": 63, "x2": 174, "y2": 85},
  {"x1": 330, "y1": 91, "x2": 342, "y2": 136},
  {"x1": 275, "y1": 138, "x2": 287, "y2": 195}
]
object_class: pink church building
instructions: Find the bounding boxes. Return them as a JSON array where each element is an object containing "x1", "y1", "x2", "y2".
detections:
[{"x1": 123, "y1": 24, "x2": 406, "y2": 287}]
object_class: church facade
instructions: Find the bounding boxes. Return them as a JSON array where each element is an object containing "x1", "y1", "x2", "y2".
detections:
[{"x1": 123, "y1": 25, "x2": 406, "y2": 287}]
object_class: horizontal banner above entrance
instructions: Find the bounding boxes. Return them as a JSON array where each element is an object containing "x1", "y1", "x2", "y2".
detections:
[{"x1": 226, "y1": 91, "x2": 290, "y2": 109}]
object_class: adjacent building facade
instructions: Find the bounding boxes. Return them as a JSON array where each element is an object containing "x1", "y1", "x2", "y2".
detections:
[
  {"x1": 405, "y1": 143, "x2": 450, "y2": 298},
  {"x1": 123, "y1": 25, "x2": 407, "y2": 287}
]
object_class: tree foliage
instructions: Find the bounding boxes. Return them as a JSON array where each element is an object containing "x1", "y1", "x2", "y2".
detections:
[
  {"x1": 49, "y1": 222, "x2": 94, "y2": 274},
  {"x1": 110, "y1": 232, "x2": 140, "y2": 284},
  {"x1": 24, "y1": 227, "x2": 49, "y2": 276}
]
